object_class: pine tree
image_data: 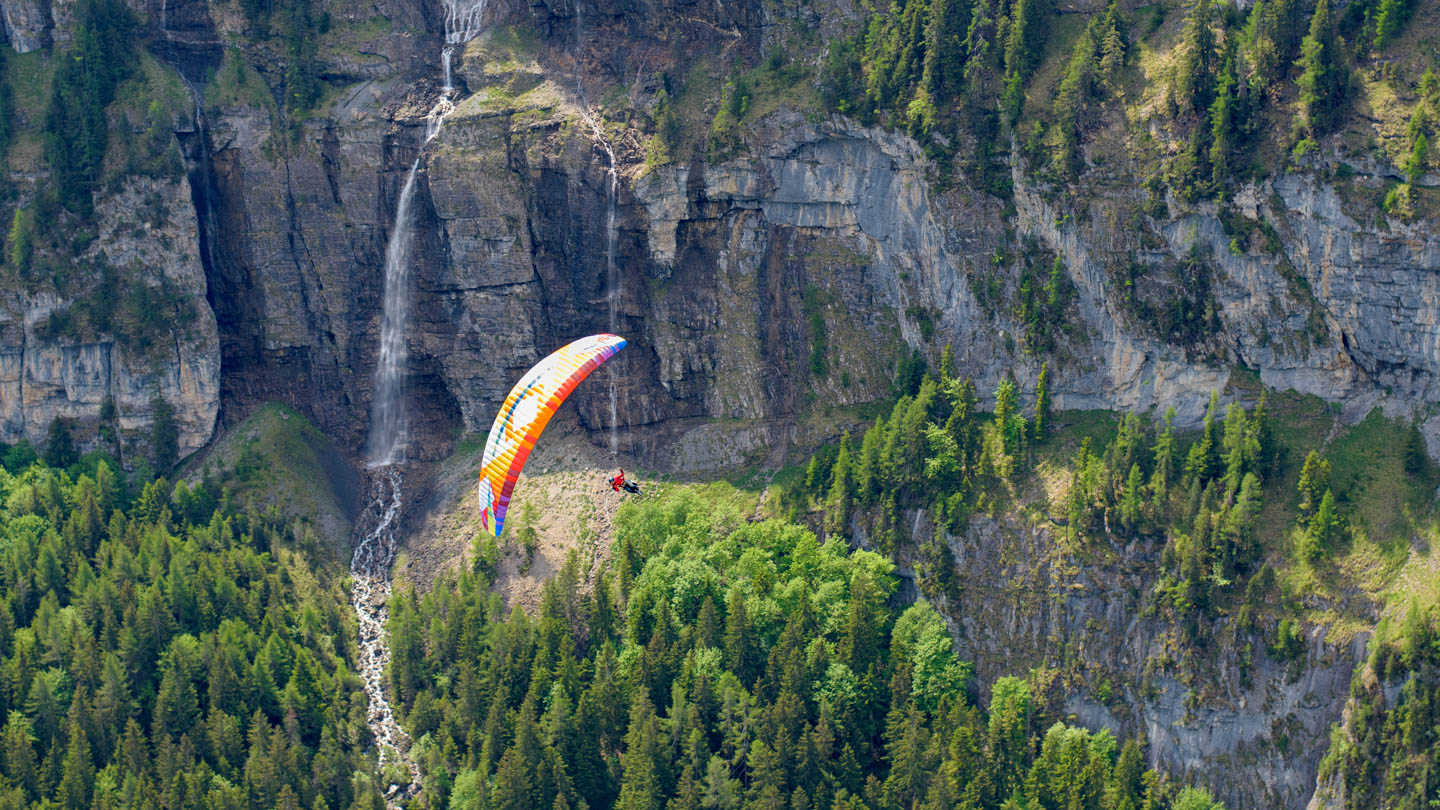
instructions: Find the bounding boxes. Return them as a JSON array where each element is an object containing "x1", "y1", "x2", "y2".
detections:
[
  {"x1": 1173, "y1": 0, "x2": 1217, "y2": 116},
  {"x1": 284, "y1": 652, "x2": 325, "y2": 745},
  {"x1": 1120, "y1": 463, "x2": 1145, "y2": 533},
  {"x1": 1404, "y1": 421, "x2": 1430, "y2": 477},
  {"x1": 881, "y1": 705, "x2": 934, "y2": 808},
  {"x1": 57, "y1": 720, "x2": 94, "y2": 810},
  {"x1": 616, "y1": 693, "x2": 662, "y2": 810},
  {"x1": 1406, "y1": 131, "x2": 1428, "y2": 186},
  {"x1": 150, "y1": 394, "x2": 180, "y2": 472},
  {"x1": 1184, "y1": 394, "x2": 1221, "y2": 485},
  {"x1": 841, "y1": 569, "x2": 885, "y2": 676},
  {"x1": 1295, "y1": 0, "x2": 1344, "y2": 138},
  {"x1": 700, "y1": 755, "x2": 739, "y2": 809},
  {"x1": 1004, "y1": 0, "x2": 1051, "y2": 78},
  {"x1": 1098, "y1": 4, "x2": 1127, "y2": 85},
  {"x1": 1372, "y1": 0, "x2": 1414, "y2": 50},
  {"x1": 1209, "y1": 44, "x2": 1241, "y2": 188},
  {"x1": 938, "y1": 343, "x2": 956, "y2": 383},
  {"x1": 153, "y1": 656, "x2": 199, "y2": 741},
  {"x1": 1000, "y1": 0, "x2": 1051, "y2": 124},
  {"x1": 492, "y1": 700, "x2": 544, "y2": 810},
  {"x1": 1052, "y1": 27, "x2": 1098, "y2": 172},
  {"x1": 1105, "y1": 739, "x2": 1144, "y2": 810},
  {"x1": 2, "y1": 712, "x2": 39, "y2": 799},
  {"x1": 6, "y1": 207, "x2": 33, "y2": 275},
  {"x1": 987, "y1": 677, "x2": 1032, "y2": 800},
  {"x1": 1032, "y1": 362, "x2": 1051, "y2": 442},
  {"x1": 994, "y1": 378, "x2": 1018, "y2": 456},
  {"x1": 825, "y1": 434, "x2": 854, "y2": 537},
  {"x1": 922, "y1": 0, "x2": 972, "y2": 104},
  {"x1": 1245, "y1": 0, "x2": 1284, "y2": 88},
  {"x1": 1296, "y1": 450, "x2": 1330, "y2": 517},
  {"x1": 1303, "y1": 488, "x2": 1341, "y2": 560},
  {"x1": 43, "y1": 419, "x2": 78, "y2": 469},
  {"x1": 723, "y1": 590, "x2": 758, "y2": 685}
]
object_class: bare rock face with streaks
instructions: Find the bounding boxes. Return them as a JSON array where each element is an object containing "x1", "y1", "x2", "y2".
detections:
[
  {"x1": 0, "y1": 176, "x2": 219, "y2": 458},
  {"x1": 920, "y1": 511, "x2": 1368, "y2": 810},
  {"x1": 0, "y1": 0, "x2": 49, "y2": 52}
]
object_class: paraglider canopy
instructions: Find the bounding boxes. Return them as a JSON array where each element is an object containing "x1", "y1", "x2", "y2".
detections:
[{"x1": 478, "y1": 333, "x2": 626, "y2": 536}]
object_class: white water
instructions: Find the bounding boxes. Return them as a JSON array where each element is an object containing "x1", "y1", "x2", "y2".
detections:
[
  {"x1": 353, "y1": 0, "x2": 490, "y2": 803},
  {"x1": 349, "y1": 468, "x2": 419, "y2": 801},
  {"x1": 368, "y1": 159, "x2": 419, "y2": 468}
]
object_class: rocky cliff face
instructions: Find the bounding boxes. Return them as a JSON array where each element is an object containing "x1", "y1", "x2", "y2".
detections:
[
  {"x1": 0, "y1": 175, "x2": 220, "y2": 459},
  {"x1": 911, "y1": 510, "x2": 1369, "y2": 810},
  {"x1": 0, "y1": 0, "x2": 50, "y2": 52},
  {"x1": 8, "y1": 0, "x2": 1427, "y2": 461}
]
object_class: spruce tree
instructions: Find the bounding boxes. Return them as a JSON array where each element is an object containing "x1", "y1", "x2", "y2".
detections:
[
  {"x1": 928, "y1": 0, "x2": 974, "y2": 104},
  {"x1": 1404, "y1": 421, "x2": 1430, "y2": 477},
  {"x1": 1303, "y1": 488, "x2": 1340, "y2": 559},
  {"x1": 1173, "y1": 0, "x2": 1217, "y2": 116},
  {"x1": 56, "y1": 720, "x2": 93, "y2": 810},
  {"x1": 1372, "y1": 0, "x2": 1414, "y2": 50},
  {"x1": 1406, "y1": 131, "x2": 1428, "y2": 186},
  {"x1": 1032, "y1": 362, "x2": 1051, "y2": 442},
  {"x1": 1295, "y1": 0, "x2": 1344, "y2": 138},
  {"x1": 150, "y1": 394, "x2": 180, "y2": 472},
  {"x1": 616, "y1": 693, "x2": 663, "y2": 810},
  {"x1": 825, "y1": 434, "x2": 854, "y2": 536},
  {"x1": 1209, "y1": 44, "x2": 1242, "y2": 187},
  {"x1": 1296, "y1": 450, "x2": 1330, "y2": 517}
]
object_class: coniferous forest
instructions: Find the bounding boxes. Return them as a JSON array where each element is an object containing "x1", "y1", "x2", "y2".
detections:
[
  {"x1": 0, "y1": 454, "x2": 389, "y2": 810},
  {"x1": 386, "y1": 484, "x2": 1225, "y2": 810}
]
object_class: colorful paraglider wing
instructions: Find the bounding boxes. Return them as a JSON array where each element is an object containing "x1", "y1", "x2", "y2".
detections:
[{"x1": 477, "y1": 334, "x2": 626, "y2": 536}]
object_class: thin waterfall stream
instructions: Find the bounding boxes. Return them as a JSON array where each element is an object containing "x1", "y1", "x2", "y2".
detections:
[
  {"x1": 350, "y1": 0, "x2": 487, "y2": 803},
  {"x1": 581, "y1": 110, "x2": 622, "y2": 455}
]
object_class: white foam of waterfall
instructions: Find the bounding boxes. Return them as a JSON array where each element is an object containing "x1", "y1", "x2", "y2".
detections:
[
  {"x1": 443, "y1": 0, "x2": 487, "y2": 44},
  {"x1": 368, "y1": 159, "x2": 420, "y2": 468}
]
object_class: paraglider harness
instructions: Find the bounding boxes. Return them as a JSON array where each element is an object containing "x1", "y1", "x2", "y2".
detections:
[{"x1": 609, "y1": 469, "x2": 642, "y2": 495}]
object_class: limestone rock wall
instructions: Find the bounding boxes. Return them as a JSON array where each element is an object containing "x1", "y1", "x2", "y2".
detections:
[
  {"x1": 926, "y1": 511, "x2": 1367, "y2": 810},
  {"x1": 0, "y1": 0, "x2": 51, "y2": 52},
  {"x1": 0, "y1": 177, "x2": 220, "y2": 458}
]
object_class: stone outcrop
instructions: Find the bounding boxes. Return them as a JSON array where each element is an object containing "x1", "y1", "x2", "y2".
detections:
[
  {"x1": 0, "y1": 0, "x2": 51, "y2": 52},
  {"x1": 0, "y1": 176, "x2": 220, "y2": 458},
  {"x1": 924, "y1": 511, "x2": 1368, "y2": 810}
]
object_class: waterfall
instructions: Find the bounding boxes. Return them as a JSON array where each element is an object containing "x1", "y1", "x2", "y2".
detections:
[
  {"x1": 602, "y1": 142, "x2": 619, "y2": 456},
  {"x1": 351, "y1": 0, "x2": 490, "y2": 803},
  {"x1": 582, "y1": 112, "x2": 621, "y2": 455},
  {"x1": 366, "y1": 158, "x2": 420, "y2": 467}
]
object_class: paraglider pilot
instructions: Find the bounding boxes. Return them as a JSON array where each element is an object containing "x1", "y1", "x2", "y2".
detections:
[{"x1": 609, "y1": 469, "x2": 642, "y2": 495}]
